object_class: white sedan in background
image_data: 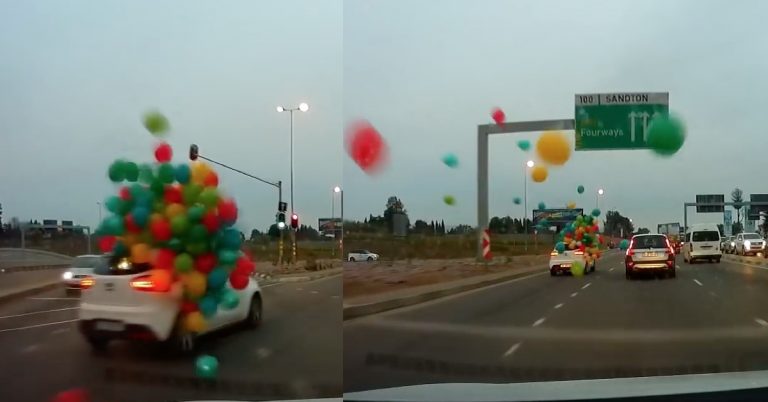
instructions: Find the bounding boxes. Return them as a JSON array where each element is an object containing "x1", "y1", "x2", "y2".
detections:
[
  {"x1": 62, "y1": 254, "x2": 105, "y2": 296},
  {"x1": 347, "y1": 250, "x2": 379, "y2": 262}
]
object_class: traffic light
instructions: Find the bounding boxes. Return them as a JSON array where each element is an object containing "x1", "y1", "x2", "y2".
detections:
[
  {"x1": 189, "y1": 144, "x2": 199, "y2": 161},
  {"x1": 290, "y1": 214, "x2": 299, "y2": 229},
  {"x1": 277, "y1": 212, "x2": 286, "y2": 229}
]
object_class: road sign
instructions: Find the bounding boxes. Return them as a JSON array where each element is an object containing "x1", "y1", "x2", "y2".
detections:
[
  {"x1": 482, "y1": 229, "x2": 491, "y2": 260},
  {"x1": 278, "y1": 201, "x2": 287, "y2": 212},
  {"x1": 575, "y1": 92, "x2": 669, "y2": 150},
  {"x1": 724, "y1": 210, "x2": 733, "y2": 236},
  {"x1": 533, "y1": 209, "x2": 584, "y2": 225},
  {"x1": 749, "y1": 194, "x2": 768, "y2": 220},
  {"x1": 695, "y1": 194, "x2": 725, "y2": 213}
]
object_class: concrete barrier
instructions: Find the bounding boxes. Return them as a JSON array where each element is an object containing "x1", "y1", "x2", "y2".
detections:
[{"x1": 0, "y1": 266, "x2": 68, "y2": 303}]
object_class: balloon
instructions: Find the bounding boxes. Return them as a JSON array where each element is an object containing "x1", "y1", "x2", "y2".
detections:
[
  {"x1": 98, "y1": 236, "x2": 117, "y2": 253},
  {"x1": 220, "y1": 289, "x2": 240, "y2": 310},
  {"x1": 571, "y1": 260, "x2": 585, "y2": 277},
  {"x1": 183, "y1": 311, "x2": 206, "y2": 333},
  {"x1": 218, "y1": 250, "x2": 239, "y2": 265},
  {"x1": 187, "y1": 205, "x2": 206, "y2": 222},
  {"x1": 220, "y1": 228, "x2": 242, "y2": 250},
  {"x1": 235, "y1": 255, "x2": 255, "y2": 276},
  {"x1": 113, "y1": 241, "x2": 128, "y2": 257},
  {"x1": 143, "y1": 111, "x2": 170, "y2": 135},
  {"x1": 531, "y1": 166, "x2": 548, "y2": 183},
  {"x1": 198, "y1": 295, "x2": 218, "y2": 318},
  {"x1": 345, "y1": 120, "x2": 389, "y2": 174},
  {"x1": 50, "y1": 388, "x2": 90, "y2": 402},
  {"x1": 154, "y1": 248, "x2": 176, "y2": 270},
  {"x1": 164, "y1": 185, "x2": 183, "y2": 204},
  {"x1": 202, "y1": 210, "x2": 219, "y2": 233},
  {"x1": 171, "y1": 215, "x2": 190, "y2": 236},
  {"x1": 203, "y1": 171, "x2": 219, "y2": 187},
  {"x1": 229, "y1": 273, "x2": 249, "y2": 290},
  {"x1": 174, "y1": 253, "x2": 194, "y2": 273},
  {"x1": 195, "y1": 355, "x2": 218, "y2": 379},
  {"x1": 118, "y1": 186, "x2": 131, "y2": 201},
  {"x1": 191, "y1": 161, "x2": 212, "y2": 184},
  {"x1": 108, "y1": 160, "x2": 126, "y2": 182},
  {"x1": 150, "y1": 178, "x2": 165, "y2": 196},
  {"x1": 124, "y1": 214, "x2": 142, "y2": 233},
  {"x1": 181, "y1": 300, "x2": 199, "y2": 314},
  {"x1": 188, "y1": 224, "x2": 209, "y2": 242},
  {"x1": 150, "y1": 217, "x2": 172, "y2": 242},
  {"x1": 619, "y1": 239, "x2": 630, "y2": 250},
  {"x1": 124, "y1": 162, "x2": 139, "y2": 182},
  {"x1": 647, "y1": 114, "x2": 686, "y2": 156},
  {"x1": 139, "y1": 163, "x2": 155, "y2": 183},
  {"x1": 175, "y1": 164, "x2": 191, "y2": 184},
  {"x1": 186, "y1": 242, "x2": 208, "y2": 256},
  {"x1": 577, "y1": 185, "x2": 585, "y2": 194},
  {"x1": 199, "y1": 188, "x2": 220, "y2": 208},
  {"x1": 491, "y1": 107, "x2": 505, "y2": 125},
  {"x1": 217, "y1": 198, "x2": 238, "y2": 224},
  {"x1": 105, "y1": 196, "x2": 122, "y2": 214},
  {"x1": 181, "y1": 271, "x2": 207, "y2": 299},
  {"x1": 536, "y1": 131, "x2": 571, "y2": 166},
  {"x1": 537, "y1": 202, "x2": 546, "y2": 210},
  {"x1": 103, "y1": 215, "x2": 125, "y2": 235},
  {"x1": 154, "y1": 142, "x2": 173, "y2": 163},
  {"x1": 517, "y1": 139, "x2": 530, "y2": 151},
  {"x1": 591, "y1": 208, "x2": 601, "y2": 217},
  {"x1": 165, "y1": 203, "x2": 186, "y2": 219},
  {"x1": 132, "y1": 207, "x2": 150, "y2": 228},
  {"x1": 168, "y1": 237, "x2": 185, "y2": 253},
  {"x1": 195, "y1": 253, "x2": 217, "y2": 274},
  {"x1": 513, "y1": 197, "x2": 521, "y2": 205},
  {"x1": 183, "y1": 184, "x2": 203, "y2": 205},
  {"x1": 158, "y1": 163, "x2": 175, "y2": 183},
  {"x1": 208, "y1": 267, "x2": 229, "y2": 290},
  {"x1": 567, "y1": 201, "x2": 576, "y2": 209},
  {"x1": 555, "y1": 242, "x2": 565, "y2": 253},
  {"x1": 442, "y1": 195, "x2": 456, "y2": 206},
  {"x1": 441, "y1": 153, "x2": 459, "y2": 168},
  {"x1": 149, "y1": 269, "x2": 173, "y2": 292}
]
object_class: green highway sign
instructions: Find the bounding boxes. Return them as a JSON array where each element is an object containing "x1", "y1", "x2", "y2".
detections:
[{"x1": 575, "y1": 92, "x2": 669, "y2": 150}]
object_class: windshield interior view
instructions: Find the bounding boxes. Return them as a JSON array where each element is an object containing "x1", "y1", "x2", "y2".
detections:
[{"x1": 3, "y1": 1, "x2": 768, "y2": 402}]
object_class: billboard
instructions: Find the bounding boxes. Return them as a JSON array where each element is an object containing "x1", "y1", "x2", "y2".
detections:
[
  {"x1": 749, "y1": 194, "x2": 768, "y2": 220},
  {"x1": 318, "y1": 218, "x2": 341, "y2": 234},
  {"x1": 695, "y1": 194, "x2": 724, "y2": 213},
  {"x1": 42, "y1": 219, "x2": 57, "y2": 232},
  {"x1": 61, "y1": 220, "x2": 74, "y2": 232},
  {"x1": 657, "y1": 222, "x2": 681, "y2": 235},
  {"x1": 532, "y1": 209, "x2": 584, "y2": 225}
]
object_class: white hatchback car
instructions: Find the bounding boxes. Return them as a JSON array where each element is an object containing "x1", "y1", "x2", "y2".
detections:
[
  {"x1": 78, "y1": 255, "x2": 262, "y2": 353},
  {"x1": 347, "y1": 249, "x2": 379, "y2": 262},
  {"x1": 62, "y1": 254, "x2": 105, "y2": 296},
  {"x1": 549, "y1": 249, "x2": 595, "y2": 276}
]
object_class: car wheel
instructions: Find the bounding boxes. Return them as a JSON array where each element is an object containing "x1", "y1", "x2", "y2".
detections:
[
  {"x1": 367, "y1": 257, "x2": 373, "y2": 261},
  {"x1": 349, "y1": 257, "x2": 356, "y2": 262},
  {"x1": 245, "y1": 295, "x2": 263, "y2": 329},
  {"x1": 550, "y1": 270, "x2": 556, "y2": 276},
  {"x1": 625, "y1": 270, "x2": 632, "y2": 280},
  {"x1": 669, "y1": 269, "x2": 676, "y2": 278},
  {"x1": 715, "y1": 257, "x2": 721, "y2": 263},
  {"x1": 164, "y1": 321, "x2": 197, "y2": 356},
  {"x1": 591, "y1": 262, "x2": 596, "y2": 272}
]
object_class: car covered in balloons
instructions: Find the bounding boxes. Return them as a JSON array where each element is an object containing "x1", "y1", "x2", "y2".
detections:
[
  {"x1": 550, "y1": 211, "x2": 604, "y2": 277},
  {"x1": 549, "y1": 248, "x2": 595, "y2": 276}
]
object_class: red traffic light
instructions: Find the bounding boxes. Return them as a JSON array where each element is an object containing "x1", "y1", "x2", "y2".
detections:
[{"x1": 290, "y1": 214, "x2": 299, "y2": 229}]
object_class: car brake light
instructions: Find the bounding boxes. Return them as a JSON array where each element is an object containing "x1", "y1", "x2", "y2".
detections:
[
  {"x1": 574, "y1": 250, "x2": 584, "y2": 256},
  {"x1": 550, "y1": 250, "x2": 559, "y2": 256},
  {"x1": 130, "y1": 275, "x2": 170, "y2": 292},
  {"x1": 80, "y1": 277, "x2": 95, "y2": 289}
]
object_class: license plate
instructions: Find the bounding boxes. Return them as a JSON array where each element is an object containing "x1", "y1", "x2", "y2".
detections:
[
  {"x1": 644, "y1": 252, "x2": 658, "y2": 257},
  {"x1": 95, "y1": 321, "x2": 125, "y2": 332}
]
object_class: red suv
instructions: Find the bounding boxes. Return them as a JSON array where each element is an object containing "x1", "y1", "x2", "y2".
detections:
[{"x1": 625, "y1": 234, "x2": 676, "y2": 280}]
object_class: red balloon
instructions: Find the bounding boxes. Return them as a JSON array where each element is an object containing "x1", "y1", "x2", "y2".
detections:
[
  {"x1": 154, "y1": 142, "x2": 173, "y2": 163},
  {"x1": 150, "y1": 218, "x2": 172, "y2": 241},
  {"x1": 202, "y1": 210, "x2": 219, "y2": 233},
  {"x1": 50, "y1": 388, "x2": 90, "y2": 402},
  {"x1": 217, "y1": 198, "x2": 238, "y2": 224},
  {"x1": 203, "y1": 171, "x2": 219, "y2": 187},
  {"x1": 119, "y1": 186, "x2": 131, "y2": 201},
  {"x1": 164, "y1": 185, "x2": 183, "y2": 204},
  {"x1": 98, "y1": 236, "x2": 117, "y2": 253},
  {"x1": 235, "y1": 255, "x2": 255, "y2": 276},
  {"x1": 125, "y1": 214, "x2": 141, "y2": 233},
  {"x1": 491, "y1": 107, "x2": 505, "y2": 125},
  {"x1": 180, "y1": 300, "x2": 199, "y2": 314},
  {"x1": 195, "y1": 253, "x2": 217, "y2": 274},
  {"x1": 345, "y1": 120, "x2": 388, "y2": 174},
  {"x1": 229, "y1": 273, "x2": 249, "y2": 290},
  {"x1": 579, "y1": 244, "x2": 586, "y2": 252},
  {"x1": 154, "y1": 248, "x2": 176, "y2": 270}
]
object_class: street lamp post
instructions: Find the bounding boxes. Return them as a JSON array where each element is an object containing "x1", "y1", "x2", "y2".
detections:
[
  {"x1": 277, "y1": 102, "x2": 309, "y2": 264},
  {"x1": 334, "y1": 186, "x2": 344, "y2": 261},
  {"x1": 524, "y1": 160, "x2": 535, "y2": 251},
  {"x1": 596, "y1": 188, "x2": 604, "y2": 210},
  {"x1": 97, "y1": 202, "x2": 102, "y2": 224}
]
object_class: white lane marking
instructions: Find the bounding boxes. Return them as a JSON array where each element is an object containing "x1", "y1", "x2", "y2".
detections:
[
  {"x1": 503, "y1": 342, "x2": 522, "y2": 357},
  {"x1": 532, "y1": 317, "x2": 546, "y2": 327},
  {"x1": 571, "y1": 292, "x2": 578, "y2": 297},
  {"x1": 260, "y1": 283, "x2": 279, "y2": 288},
  {"x1": 0, "y1": 307, "x2": 78, "y2": 320},
  {"x1": 50, "y1": 328, "x2": 70, "y2": 335},
  {"x1": 27, "y1": 297, "x2": 79, "y2": 301},
  {"x1": 20, "y1": 344, "x2": 39, "y2": 353},
  {"x1": 693, "y1": 279, "x2": 704, "y2": 286},
  {"x1": 310, "y1": 290, "x2": 319, "y2": 294},
  {"x1": 755, "y1": 318, "x2": 768, "y2": 327},
  {"x1": 676, "y1": 265, "x2": 681, "y2": 269},
  {"x1": 331, "y1": 295, "x2": 340, "y2": 299},
  {"x1": 554, "y1": 303, "x2": 564, "y2": 309},
  {"x1": 255, "y1": 347, "x2": 272, "y2": 359},
  {"x1": 609, "y1": 268, "x2": 614, "y2": 272},
  {"x1": 581, "y1": 283, "x2": 591, "y2": 290},
  {"x1": 296, "y1": 288, "x2": 303, "y2": 291},
  {"x1": 0, "y1": 319, "x2": 77, "y2": 333}
]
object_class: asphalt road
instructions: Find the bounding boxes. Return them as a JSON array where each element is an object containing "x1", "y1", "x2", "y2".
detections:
[
  {"x1": 0, "y1": 274, "x2": 342, "y2": 402},
  {"x1": 344, "y1": 250, "x2": 768, "y2": 393}
]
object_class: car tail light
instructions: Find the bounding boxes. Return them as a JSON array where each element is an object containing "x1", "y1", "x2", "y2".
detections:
[
  {"x1": 574, "y1": 250, "x2": 584, "y2": 256},
  {"x1": 550, "y1": 250, "x2": 559, "y2": 256},
  {"x1": 80, "y1": 276, "x2": 95, "y2": 289},
  {"x1": 130, "y1": 275, "x2": 170, "y2": 292},
  {"x1": 665, "y1": 239, "x2": 674, "y2": 255}
]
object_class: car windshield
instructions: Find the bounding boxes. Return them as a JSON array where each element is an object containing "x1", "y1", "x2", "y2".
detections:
[
  {"x1": 743, "y1": 233, "x2": 762, "y2": 240},
  {"x1": 71, "y1": 256, "x2": 103, "y2": 268},
  {"x1": 632, "y1": 235, "x2": 667, "y2": 249},
  {"x1": 693, "y1": 231, "x2": 720, "y2": 242}
]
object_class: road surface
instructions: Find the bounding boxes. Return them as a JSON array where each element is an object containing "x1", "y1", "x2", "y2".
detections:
[
  {"x1": 0, "y1": 274, "x2": 342, "y2": 402},
  {"x1": 344, "y1": 250, "x2": 768, "y2": 392}
]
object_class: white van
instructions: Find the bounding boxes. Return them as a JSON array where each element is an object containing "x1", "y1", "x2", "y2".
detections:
[{"x1": 682, "y1": 224, "x2": 722, "y2": 264}]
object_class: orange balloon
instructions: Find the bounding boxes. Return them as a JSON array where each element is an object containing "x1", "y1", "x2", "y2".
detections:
[
  {"x1": 131, "y1": 243, "x2": 151, "y2": 264},
  {"x1": 180, "y1": 271, "x2": 207, "y2": 299},
  {"x1": 149, "y1": 269, "x2": 173, "y2": 292},
  {"x1": 536, "y1": 131, "x2": 571, "y2": 166},
  {"x1": 121, "y1": 234, "x2": 139, "y2": 248},
  {"x1": 203, "y1": 171, "x2": 219, "y2": 187},
  {"x1": 191, "y1": 161, "x2": 212, "y2": 185},
  {"x1": 531, "y1": 166, "x2": 548, "y2": 183},
  {"x1": 183, "y1": 311, "x2": 207, "y2": 333},
  {"x1": 165, "y1": 203, "x2": 186, "y2": 219}
]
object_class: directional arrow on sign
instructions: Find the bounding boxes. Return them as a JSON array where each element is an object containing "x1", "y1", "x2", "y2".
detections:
[
  {"x1": 640, "y1": 111, "x2": 650, "y2": 143},
  {"x1": 628, "y1": 112, "x2": 637, "y2": 142}
]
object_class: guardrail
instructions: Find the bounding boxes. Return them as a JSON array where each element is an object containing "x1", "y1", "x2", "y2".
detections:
[{"x1": 0, "y1": 264, "x2": 71, "y2": 273}]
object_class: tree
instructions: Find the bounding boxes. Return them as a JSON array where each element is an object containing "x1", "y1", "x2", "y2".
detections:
[
  {"x1": 732, "y1": 222, "x2": 743, "y2": 235},
  {"x1": 636, "y1": 227, "x2": 650, "y2": 234},
  {"x1": 604, "y1": 210, "x2": 634, "y2": 238},
  {"x1": 732, "y1": 187, "x2": 744, "y2": 224},
  {"x1": 267, "y1": 224, "x2": 281, "y2": 239},
  {"x1": 250, "y1": 229, "x2": 262, "y2": 240},
  {"x1": 412, "y1": 219, "x2": 429, "y2": 234},
  {"x1": 383, "y1": 196, "x2": 408, "y2": 233}
]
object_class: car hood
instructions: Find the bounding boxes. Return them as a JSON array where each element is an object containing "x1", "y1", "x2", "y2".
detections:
[
  {"x1": 187, "y1": 399, "x2": 341, "y2": 402},
  {"x1": 343, "y1": 370, "x2": 768, "y2": 401}
]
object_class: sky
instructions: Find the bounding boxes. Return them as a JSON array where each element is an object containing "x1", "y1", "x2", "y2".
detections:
[
  {"x1": 0, "y1": 0, "x2": 342, "y2": 234},
  {"x1": 343, "y1": 0, "x2": 768, "y2": 233}
]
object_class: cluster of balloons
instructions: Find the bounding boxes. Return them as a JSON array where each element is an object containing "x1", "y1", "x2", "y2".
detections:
[
  {"x1": 96, "y1": 114, "x2": 256, "y2": 334},
  {"x1": 345, "y1": 119, "x2": 389, "y2": 175},
  {"x1": 554, "y1": 210, "x2": 605, "y2": 277}
]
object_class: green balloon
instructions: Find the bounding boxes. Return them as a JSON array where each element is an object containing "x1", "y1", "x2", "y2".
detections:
[
  {"x1": 108, "y1": 160, "x2": 126, "y2": 182},
  {"x1": 218, "y1": 249, "x2": 239, "y2": 265},
  {"x1": 124, "y1": 162, "x2": 139, "y2": 182},
  {"x1": 138, "y1": 163, "x2": 155, "y2": 184},
  {"x1": 174, "y1": 253, "x2": 194, "y2": 273},
  {"x1": 171, "y1": 215, "x2": 189, "y2": 236},
  {"x1": 220, "y1": 228, "x2": 241, "y2": 250},
  {"x1": 105, "y1": 196, "x2": 122, "y2": 214},
  {"x1": 648, "y1": 115, "x2": 686, "y2": 156},
  {"x1": 188, "y1": 205, "x2": 205, "y2": 222},
  {"x1": 113, "y1": 241, "x2": 128, "y2": 258},
  {"x1": 168, "y1": 238, "x2": 185, "y2": 253},
  {"x1": 188, "y1": 224, "x2": 209, "y2": 241},
  {"x1": 103, "y1": 215, "x2": 124, "y2": 235},
  {"x1": 183, "y1": 184, "x2": 203, "y2": 205},
  {"x1": 150, "y1": 179, "x2": 165, "y2": 196},
  {"x1": 186, "y1": 242, "x2": 208, "y2": 256},
  {"x1": 158, "y1": 163, "x2": 175, "y2": 184},
  {"x1": 577, "y1": 185, "x2": 585, "y2": 194},
  {"x1": 143, "y1": 111, "x2": 170, "y2": 135},
  {"x1": 195, "y1": 355, "x2": 218, "y2": 379},
  {"x1": 220, "y1": 289, "x2": 240, "y2": 310},
  {"x1": 538, "y1": 202, "x2": 546, "y2": 210},
  {"x1": 198, "y1": 188, "x2": 220, "y2": 208},
  {"x1": 153, "y1": 200, "x2": 166, "y2": 213}
]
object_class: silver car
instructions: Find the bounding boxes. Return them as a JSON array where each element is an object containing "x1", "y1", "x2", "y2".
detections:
[
  {"x1": 62, "y1": 254, "x2": 105, "y2": 295},
  {"x1": 721, "y1": 236, "x2": 735, "y2": 254}
]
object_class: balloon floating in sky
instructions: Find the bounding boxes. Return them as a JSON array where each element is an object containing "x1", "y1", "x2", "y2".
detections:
[
  {"x1": 513, "y1": 197, "x2": 521, "y2": 205},
  {"x1": 647, "y1": 114, "x2": 686, "y2": 156},
  {"x1": 567, "y1": 201, "x2": 576, "y2": 209},
  {"x1": 591, "y1": 208, "x2": 601, "y2": 217},
  {"x1": 517, "y1": 139, "x2": 531, "y2": 151},
  {"x1": 531, "y1": 165, "x2": 548, "y2": 183},
  {"x1": 441, "y1": 153, "x2": 459, "y2": 168},
  {"x1": 538, "y1": 201, "x2": 546, "y2": 210},
  {"x1": 619, "y1": 239, "x2": 630, "y2": 250},
  {"x1": 491, "y1": 107, "x2": 505, "y2": 125},
  {"x1": 195, "y1": 355, "x2": 219, "y2": 379},
  {"x1": 345, "y1": 120, "x2": 389, "y2": 175},
  {"x1": 536, "y1": 131, "x2": 571, "y2": 166},
  {"x1": 143, "y1": 111, "x2": 170, "y2": 136},
  {"x1": 577, "y1": 185, "x2": 585, "y2": 194},
  {"x1": 443, "y1": 195, "x2": 456, "y2": 206}
]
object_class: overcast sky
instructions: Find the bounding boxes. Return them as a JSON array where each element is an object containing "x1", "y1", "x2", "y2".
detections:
[
  {"x1": 343, "y1": 0, "x2": 768, "y2": 232},
  {"x1": 0, "y1": 0, "x2": 342, "y2": 234}
]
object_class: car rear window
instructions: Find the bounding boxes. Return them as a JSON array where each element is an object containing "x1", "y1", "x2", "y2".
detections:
[
  {"x1": 71, "y1": 256, "x2": 103, "y2": 268},
  {"x1": 692, "y1": 231, "x2": 720, "y2": 242},
  {"x1": 632, "y1": 235, "x2": 667, "y2": 249},
  {"x1": 94, "y1": 255, "x2": 152, "y2": 276},
  {"x1": 743, "y1": 233, "x2": 762, "y2": 240}
]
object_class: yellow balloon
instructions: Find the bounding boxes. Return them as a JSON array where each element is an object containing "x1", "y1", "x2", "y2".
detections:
[
  {"x1": 121, "y1": 234, "x2": 139, "y2": 248},
  {"x1": 531, "y1": 165, "x2": 548, "y2": 183},
  {"x1": 191, "y1": 162, "x2": 212, "y2": 185},
  {"x1": 571, "y1": 261, "x2": 585, "y2": 277},
  {"x1": 536, "y1": 131, "x2": 571, "y2": 166},
  {"x1": 567, "y1": 201, "x2": 576, "y2": 209},
  {"x1": 131, "y1": 243, "x2": 151, "y2": 264},
  {"x1": 150, "y1": 213, "x2": 164, "y2": 225},
  {"x1": 183, "y1": 311, "x2": 207, "y2": 333},
  {"x1": 165, "y1": 203, "x2": 186, "y2": 219},
  {"x1": 180, "y1": 271, "x2": 207, "y2": 299}
]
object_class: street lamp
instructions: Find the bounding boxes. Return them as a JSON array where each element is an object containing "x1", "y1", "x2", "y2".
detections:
[
  {"x1": 524, "y1": 160, "x2": 535, "y2": 251},
  {"x1": 596, "y1": 188, "x2": 604, "y2": 210},
  {"x1": 96, "y1": 202, "x2": 102, "y2": 224},
  {"x1": 334, "y1": 186, "x2": 344, "y2": 260},
  {"x1": 276, "y1": 102, "x2": 310, "y2": 263}
]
